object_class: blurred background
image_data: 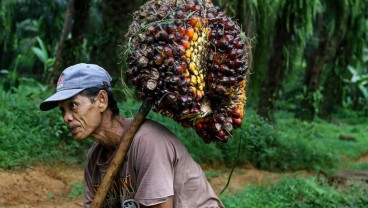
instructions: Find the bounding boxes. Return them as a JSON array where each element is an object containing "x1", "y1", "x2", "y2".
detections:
[{"x1": 0, "y1": 0, "x2": 367, "y2": 207}]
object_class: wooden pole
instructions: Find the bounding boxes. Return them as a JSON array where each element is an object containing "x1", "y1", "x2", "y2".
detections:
[{"x1": 92, "y1": 101, "x2": 151, "y2": 207}]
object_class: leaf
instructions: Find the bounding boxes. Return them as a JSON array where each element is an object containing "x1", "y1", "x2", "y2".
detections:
[
  {"x1": 157, "y1": 19, "x2": 175, "y2": 25},
  {"x1": 358, "y1": 85, "x2": 368, "y2": 101},
  {"x1": 31, "y1": 47, "x2": 47, "y2": 64},
  {"x1": 36, "y1": 36, "x2": 48, "y2": 60}
]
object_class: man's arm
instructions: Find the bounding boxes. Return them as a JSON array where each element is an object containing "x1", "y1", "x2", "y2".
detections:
[{"x1": 140, "y1": 196, "x2": 173, "y2": 208}]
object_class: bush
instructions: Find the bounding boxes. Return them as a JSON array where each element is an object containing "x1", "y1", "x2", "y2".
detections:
[
  {"x1": 221, "y1": 176, "x2": 368, "y2": 208},
  {"x1": 0, "y1": 80, "x2": 341, "y2": 171},
  {"x1": 0, "y1": 78, "x2": 91, "y2": 169}
]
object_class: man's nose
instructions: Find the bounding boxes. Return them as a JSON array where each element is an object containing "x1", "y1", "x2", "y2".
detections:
[{"x1": 63, "y1": 111, "x2": 73, "y2": 123}]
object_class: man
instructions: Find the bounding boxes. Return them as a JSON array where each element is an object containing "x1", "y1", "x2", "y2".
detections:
[{"x1": 40, "y1": 63, "x2": 223, "y2": 208}]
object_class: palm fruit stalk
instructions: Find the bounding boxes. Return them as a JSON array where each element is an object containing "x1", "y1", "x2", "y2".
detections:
[{"x1": 124, "y1": 0, "x2": 249, "y2": 143}]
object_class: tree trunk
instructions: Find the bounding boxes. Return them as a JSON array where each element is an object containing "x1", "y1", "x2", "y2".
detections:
[
  {"x1": 319, "y1": 37, "x2": 346, "y2": 118},
  {"x1": 296, "y1": 14, "x2": 327, "y2": 121},
  {"x1": 89, "y1": 0, "x2": 141, "y2": 78},
  {"x1": 48, "y1": 0, "x2": 90, "y2": 88},
  {"x1": 48, "y1": 0, "x2": 75, "y2": 88},
  {"x1": 258, "y1": 6, "x2": 294, "y2": 123}
]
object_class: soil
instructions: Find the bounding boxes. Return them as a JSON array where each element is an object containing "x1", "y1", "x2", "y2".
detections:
[
  {"x1": 0, "y1": 155, "x2": 366, "y2": 208},
  {"x1": 0, "y1": 164, "x2": 284, "y2": 208}
]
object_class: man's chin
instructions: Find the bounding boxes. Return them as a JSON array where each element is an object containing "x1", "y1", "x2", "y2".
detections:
[{"x1": 71, "y1": 133, "x2": 86, "y2": 141}]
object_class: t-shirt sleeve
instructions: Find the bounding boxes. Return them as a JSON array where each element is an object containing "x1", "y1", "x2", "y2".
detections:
[{"x1": 131, "y1": 131, "x2": 177, "y2": 206}]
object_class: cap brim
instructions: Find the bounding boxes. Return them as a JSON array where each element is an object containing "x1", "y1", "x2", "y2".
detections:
[{"x1": 40, "y1": 88, "x2": 84, "y2": 111}]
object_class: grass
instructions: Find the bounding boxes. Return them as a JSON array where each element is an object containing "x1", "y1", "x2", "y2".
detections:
[
  {"x1": 1, "y1": 79, "x2": 367, "y2": 172},
  {"x1": 275, "y1": 111, "x2": 368, "y2": 168},
  {"x1": 221, "y1": 175, "x2": 368, "y2": 208}
]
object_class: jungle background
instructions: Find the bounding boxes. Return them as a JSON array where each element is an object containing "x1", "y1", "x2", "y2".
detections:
[{"x1": 0, "y1": 0, "x2": 367, "y2": 207}]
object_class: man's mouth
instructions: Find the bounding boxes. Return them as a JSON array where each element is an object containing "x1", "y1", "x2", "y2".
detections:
[{"x1": 68, "y1": 125, "x2": 79, "y2": 134}]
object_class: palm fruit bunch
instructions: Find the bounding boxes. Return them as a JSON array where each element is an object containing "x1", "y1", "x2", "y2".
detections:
[{"x1": 125, "y1": 0, "x2": 248, "y2": 143}]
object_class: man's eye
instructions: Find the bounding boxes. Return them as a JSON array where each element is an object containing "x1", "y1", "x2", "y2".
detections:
[{"x1": 70, "y1": 102, "x2": 78, "y2": 110}]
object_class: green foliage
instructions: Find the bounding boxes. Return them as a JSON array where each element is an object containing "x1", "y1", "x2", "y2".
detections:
[
  {"x1": 68, "y1": 183, "x2": 84, "y2": 199},
  {"x1": 221, "y1": 176, "x2": 368, "y2": 207},
  {"x1": 31, "y1": 36, "x2": 55, "y2": 82},
  {"x1": 277, "y1": 111, "x2": 368, "y2": 164},
  {"x1": 0, "y1": 79, "x2": 91, "y2": 169},
  {"x1": 343, "y1": 65, "x2": 368, "y2": 112},
  {"x1": 239, "y1": 110, "x2": 338, "y2": 171}
]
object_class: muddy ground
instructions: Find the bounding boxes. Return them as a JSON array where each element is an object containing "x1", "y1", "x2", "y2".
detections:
[{"x1": 1, "y1": 155, "x2": 367, "y2": 208}]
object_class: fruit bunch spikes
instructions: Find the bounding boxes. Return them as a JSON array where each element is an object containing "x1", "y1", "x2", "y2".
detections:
[{"x1": 124, "y1": 0, "x2": 249, "y2": 143}]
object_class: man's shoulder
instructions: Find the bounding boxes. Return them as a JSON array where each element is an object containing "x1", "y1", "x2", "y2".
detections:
[{"x1": 138, "y1": 119, "x2": 176, "y2": 138}]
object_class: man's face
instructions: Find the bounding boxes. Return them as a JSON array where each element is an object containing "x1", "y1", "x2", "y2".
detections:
[{"x1": 58, "y1": 94, "x2": 102, "y2": 140}]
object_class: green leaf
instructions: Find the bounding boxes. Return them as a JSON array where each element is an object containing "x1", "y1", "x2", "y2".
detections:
[{"x1": 31, "y1": 47, "x2": 47, "y2": 64}]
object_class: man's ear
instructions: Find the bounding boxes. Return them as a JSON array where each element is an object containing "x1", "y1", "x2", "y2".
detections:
[{"x1": 97, "y1": 90, "x2": 108, "y2": 112}]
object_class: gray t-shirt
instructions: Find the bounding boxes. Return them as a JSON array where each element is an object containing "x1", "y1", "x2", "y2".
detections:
[{"x1": 83, "y1": 118, "x2": 224, "y2": 208}]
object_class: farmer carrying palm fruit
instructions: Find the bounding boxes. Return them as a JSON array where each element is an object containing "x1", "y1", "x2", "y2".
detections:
[{"x1": 40, "y1": 63, "x2": 224, "y2": 208}]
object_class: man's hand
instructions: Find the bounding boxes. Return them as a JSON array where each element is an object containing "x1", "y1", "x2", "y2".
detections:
[{"x1": 140, "y1": 197, "x2": 173, "y2": 208}]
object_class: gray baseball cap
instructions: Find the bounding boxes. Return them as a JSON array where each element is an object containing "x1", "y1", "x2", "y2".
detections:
[{"x1": 40, "y1": 63, "x2": 112, "y2": 111}]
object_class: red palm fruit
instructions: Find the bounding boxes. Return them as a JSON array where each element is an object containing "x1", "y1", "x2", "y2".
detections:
[
  {"x1": 182, "y1": 34, "x2": 190, "y2": 41},
  {"x1": 224, "y1": 34, "x2": 234, "y2": 43},
  {"x1": 233, "y1": 58, "x2": 245, "y2": 67},
  {"x1": 126, "y1": 68, "x2": 133, "y2": 77},
  {"x1": 219, "y1": 64, "x2": 232, "y2": 75},
  {"x1": 228, "y1": 50, "x2": 237, "y2": 59},
  {"x1": 192, "y1": 4, "x2": 201, "y2": 12},
  {"x1": 174, "y1": 31, "x2": 182, "y2": 41},
  {"x1": 195, "y1": 121, "x2": 202, "y2": 131},
  {"x1": 166, "y1": 24, "x2": 176, "y2": 34},
  {"x1": 131, "y1": 76, "x2": 139, "y2": 85},
  {"x1": 164, "y1": 57, "x2": 175, "y2": 66},
  {"x1": 167, "y1": 94, "x2": 177, "y2": 104},
  {"x1": 235, "y1": 49, "x2": 245, "y2": 57},
  {"x1": 216, "y1": 130, "x2": 226, "y2": 139},
  {"x1": 186, "y1": 0, "x2": 196, "y2": 9},
  {"x1": 174, "y1": 64, "x2": 185, "y2": 74},
  {"x1": 219, "y1": 38, "x2": 229, "y2": 49},
  {"x1": 175, "y1": 19, "x2": 184, "y2": 26},
  {"x1": 234, "y1": 39, "x2": 244, "y2": 49},
  {"x1": 206, "y1": 12, "x2": 215, "y2": 19},
  {"x1": 232, "y1": 117, "x2": 242, "y2": 127},
  {"x1": 225, "y1": 21, "x2": 235, "y2": 30},
  {"x1": 191, "y1": 107, "x2": 200, "y2": 114},
  {"x1": 186, "y1": 28, "x2": 194, "y2": 39},
  {"x1": 164, "y1": 47, "x2": 173, "y2": 57},
  {"x1": 230, "y1": 108, "x2": 242, "y2": 118},
  {"x1": 162, "y1": 4, "x2": 170, "y2": 12},
  {"x1": 181, "y1": 120, "x2": 192, "y2": 128},
  {"x1": 173, "y1": 45, "x2": 186, "y2": 56},
  {"x1": 190, "y1": 17, "x2": 200, "y2": 27},
  {"x1": 215, "y1": 84, "x2": 226, "y2": 94},
  {"x1": 168, "y1": 34, "x2": 175, "y2": 43},
  {"x1": 223, "y1": 121, "x2": 233, "y2": 132},
  {"x1": 178, "y1": 4, "x2": 187, "y2": 12},
  {"x1": 181, "y1": 108, "x2": 190, "y2": 115},
  {"x1": 181, "y1": 39, "x2": 191, "y2": 49},
  {"x1": 214, "y1": 114, "x2": 226, "y2": 123},
  {"x1": 178, "y1": 27, "x2": 186, "y2": 35},
  {"x1": 146, "y1": 48, "x2": 155, "y2": 58},
  {"x1": 175, "y1": 10, "x2": 185, "y2": 19},
  {"x1": 146, "y1": 35, "x2": 155, "y2": 44},
  {"x1": 153, "y1": 54, "x2": 163, "y2": 65}
]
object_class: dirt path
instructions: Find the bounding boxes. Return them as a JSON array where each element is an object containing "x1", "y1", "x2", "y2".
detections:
[
  {"x1": 1, "y1": 153, "x2": 367, "y2": 208},
  {"x1": 0, "y1": 164, "x2": 286, "y2": 208}
]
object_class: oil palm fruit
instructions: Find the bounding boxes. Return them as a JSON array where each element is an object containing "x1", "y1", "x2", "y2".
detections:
[{"x1": 125, "y1": 0, "x2": 249, "y2": 143}]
